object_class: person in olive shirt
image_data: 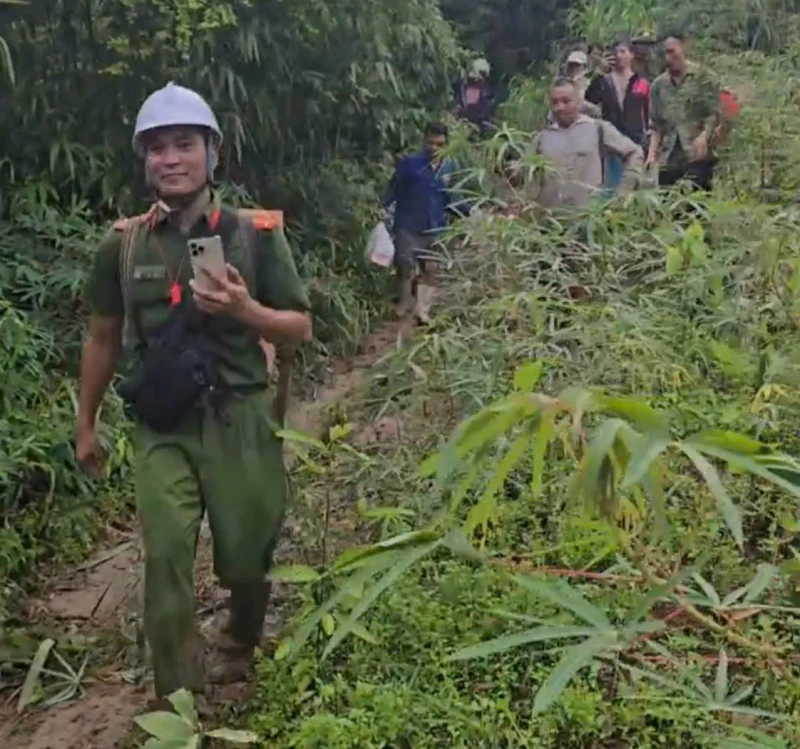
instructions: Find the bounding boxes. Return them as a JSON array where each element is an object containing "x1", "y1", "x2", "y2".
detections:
[
  {"x1": 76, "y1": 83, "x2": 312, "y2": 704},
  {"x1": 646, "y1": 32, "x2": 721, "y2": 190}
]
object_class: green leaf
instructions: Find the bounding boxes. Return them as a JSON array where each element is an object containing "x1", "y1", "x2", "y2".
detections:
[
  {"x1": 268, "y1": 565, "x2": 320, "y2": 583},
  {"x1": 578, "y1": 418, "x2": 627, "y2": 508},
  {"x1": 134, "y1": 712, "x2": 195, "y2": 742},
  {"x1": 681, "y1": 444, "x2": 744, "y2": 551},
  {"x1": 742, "y1": 564, "x2": 778, "y2": 604},
  {"x1": 322, "y1": 541, "x2": 440, "y2": 660},
  {"x1": 596, "y1": 395, "x2": 669, "y2": 435},
  {"x1": 689, "y1": 431, "x2": 766, "y2": 457},
  {"x1": 348, "y1": 621, "x2": 379, "y2": 645},
  {"x1": 167, "y1": 689, "x2": 196, "y2": 725},
  {"x1": 515, "y1": 577, "x2": 611, "y2": 629},
  {"x1": 273, "y1": 639, "x2": 292, "y2": 661},
  {"x1": 665, "y1": 244, "x2": 683, "y2": 275},
  {"x1": 448, "y1": 625, "x2": 596, "y2": 662},
  {"x1": 143, "y1": 740, "x2": 193, "y2": 749},
  {"x1": 621, "y1": 436, "x2": 669, "y2": 489},
  {"x1": 465, "y1": 432, "x2": 530, "y2": 536},
  {"x1": 17, "y1": 638, "x2": 55, "y2": 713},
  {"x1": 321, "y1": 613, "x2": 335, "y2": 636},
  {"x1": 530, "y1": 406, "x2": 555, "y2": 499},
  {"x1": 532, "y1": 633, "x2": 616, "y2": 715},
  {"x1": 275, "y1": 429, "x2": 326, "y2": 451},
  {"x1": 513, "y1": 360, "x2": 544, "y2": 391},
  {"x1": 441, "y1": 528, "x2": 484, "y2": 563},
  {"x1": 205, "y1": 728, "x2": 258, "y2": 743},
  {"x1": 692, "y1": 573, "x2": 721, "y2": 607}
]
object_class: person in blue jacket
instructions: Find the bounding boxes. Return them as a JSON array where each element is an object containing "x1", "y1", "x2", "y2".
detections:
[{"x1": 382, "y1": 121, "x2": 465, "y2": 324}]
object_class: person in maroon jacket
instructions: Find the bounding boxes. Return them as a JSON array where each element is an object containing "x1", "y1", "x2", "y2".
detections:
[{"x1": 586, "y1": 39, "x2": 650, "y2": 192}]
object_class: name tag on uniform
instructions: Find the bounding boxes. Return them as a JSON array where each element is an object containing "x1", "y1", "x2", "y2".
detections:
[{"x1": 133, "y1": 265, "x2": 167, "y2": 281}]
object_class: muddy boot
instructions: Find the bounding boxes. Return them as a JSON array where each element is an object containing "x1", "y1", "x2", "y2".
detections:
[
  {"x1": 208, "y1": 581, "x2": 269, "y2": 685},
  {"x1": 413, "y1": 284, "x2": 434, "y2": 325},
  {"x1": 395, "y1": 274, "x2": 414, "y2": 318}
]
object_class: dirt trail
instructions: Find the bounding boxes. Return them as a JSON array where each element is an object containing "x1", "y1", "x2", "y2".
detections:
[{"x1": 0, "y1": 317, "x2": 412, "y2": 749}]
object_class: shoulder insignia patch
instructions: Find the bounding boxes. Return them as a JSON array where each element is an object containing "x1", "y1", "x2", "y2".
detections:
[{"x1": 239, "y1": 208, "x2": 284, "y2": 231}]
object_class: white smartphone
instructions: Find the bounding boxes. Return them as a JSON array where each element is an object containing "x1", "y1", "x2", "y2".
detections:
[{"x1": 188, "y1": 235, "x2": 226, "y2": 291}]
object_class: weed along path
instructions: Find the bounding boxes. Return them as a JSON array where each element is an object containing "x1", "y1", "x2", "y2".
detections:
[{"x1": 0, "y1": 316, "x2": 414, "y2": 749}]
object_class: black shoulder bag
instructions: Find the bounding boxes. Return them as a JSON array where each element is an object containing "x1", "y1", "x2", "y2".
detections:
[
  {"x1": 117, "y1": 219, "x2": 218, "y2": 433},
  {"x1": 117, "y1": 303, "x2": 217, "y2": 433}
]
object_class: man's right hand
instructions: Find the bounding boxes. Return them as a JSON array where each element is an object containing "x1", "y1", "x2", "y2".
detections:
[{"x1": 76, "y1": 422, "x2": 104, "y2": 478}]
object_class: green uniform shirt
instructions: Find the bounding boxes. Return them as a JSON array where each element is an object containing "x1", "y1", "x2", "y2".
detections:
[
  {"x1": 650, "y1": 62, "x2": 720, "y2": 168},
  {"x1": 84, "y1": 197, "x2": 310, "y2": 390}
]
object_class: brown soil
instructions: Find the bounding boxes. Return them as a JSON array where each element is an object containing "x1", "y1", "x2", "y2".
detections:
[{"x1": 0, "y1": 317, "x2": 414, "y2": 749}]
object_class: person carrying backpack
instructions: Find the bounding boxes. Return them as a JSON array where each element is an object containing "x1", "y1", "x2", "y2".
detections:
[{"x1": 75, "y1": 83, "x2": 312, "y2": 707}]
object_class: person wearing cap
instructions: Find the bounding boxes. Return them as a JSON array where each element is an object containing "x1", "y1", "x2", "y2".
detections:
[
  {"x1": 76, "y1": 83, "x2": 312, "y2": 704},
  {"x1": 564, "y1": 50, "x2": 601, "y2": 118},
  {"x1": 453, "y1": 57, "x2": 495, "y2": 135}
]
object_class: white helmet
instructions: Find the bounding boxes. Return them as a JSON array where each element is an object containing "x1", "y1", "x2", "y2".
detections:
[
  {"x1": 469, "y1": 57, "x2": 491, "y2": 79},
  {"x1": 132, "y1": 82, "x2": 222, "y2": 156}
]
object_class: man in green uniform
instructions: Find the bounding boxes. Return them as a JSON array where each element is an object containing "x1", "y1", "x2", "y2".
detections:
[
  {"x1": 75, "y1": 83, "x2": 312, "y2": 703},
  {"x1": 646, "y1": 31, "x2": 720, "y2": 190}
]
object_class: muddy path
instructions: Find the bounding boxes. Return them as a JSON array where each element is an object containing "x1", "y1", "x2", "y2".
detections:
[{"x1": 0, "y1": 317, "x2": 413, "y2": 749}]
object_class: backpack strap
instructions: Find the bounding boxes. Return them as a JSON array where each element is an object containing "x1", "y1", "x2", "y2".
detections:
[{"x1": 115, "y1": 206, "x2": 158, "y2": 348}]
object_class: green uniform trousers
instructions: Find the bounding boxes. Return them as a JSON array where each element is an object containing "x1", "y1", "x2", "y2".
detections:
[{"x1": 134, "y1": 390, "x2": 286, "y2": 698}]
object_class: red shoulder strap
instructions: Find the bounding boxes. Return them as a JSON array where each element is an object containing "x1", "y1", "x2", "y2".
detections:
[{"x1": 238, "y1": 208, "x2": 284, "y2": 231}]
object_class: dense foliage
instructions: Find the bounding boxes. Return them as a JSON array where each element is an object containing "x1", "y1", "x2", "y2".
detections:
[
  {"x1": 243, "y1": 10, "x2": 800, "y2": 749},
  {"x1": 0, "y1": 0, "x2": 462, "y2": 590}
]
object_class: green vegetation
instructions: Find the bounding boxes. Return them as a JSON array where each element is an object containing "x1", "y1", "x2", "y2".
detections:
[
  {"x1": 3, "y1": 0, "x2": 800, "y2": 746},
  {"x1": 240, "y1": 10, "x2": 800, "y2": 747},
  {"x1": 0, "y1": 0, "x2": 463, "y2": 593}
]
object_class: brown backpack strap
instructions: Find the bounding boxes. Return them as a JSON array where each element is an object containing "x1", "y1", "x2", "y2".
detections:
[{"x1": 115, "y1": 206, "x2": 157, "y2": 348}]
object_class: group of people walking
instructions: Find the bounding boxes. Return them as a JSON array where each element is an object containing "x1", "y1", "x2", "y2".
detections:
[{"x1": 73, "y1": 31, "x2": 736, "y2": 715}]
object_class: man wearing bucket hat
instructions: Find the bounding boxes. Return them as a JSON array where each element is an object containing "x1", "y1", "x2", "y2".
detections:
[{"x1": 76, "y1": 82, "x2": 312, "y2": 705}]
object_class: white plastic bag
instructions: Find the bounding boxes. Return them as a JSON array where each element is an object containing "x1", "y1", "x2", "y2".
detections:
[{"x1": 366, "y1": 221, "x2": 395, "y2": 268}]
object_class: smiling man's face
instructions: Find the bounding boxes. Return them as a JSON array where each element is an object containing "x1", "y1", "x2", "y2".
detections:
[{"x1": 143, "y1": 127, "x2": 209, "y2": 198}]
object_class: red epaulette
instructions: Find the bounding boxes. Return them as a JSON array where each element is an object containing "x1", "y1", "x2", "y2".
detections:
[{"x1": 238, "y1": 208, "x2": 284, "y2": 231}]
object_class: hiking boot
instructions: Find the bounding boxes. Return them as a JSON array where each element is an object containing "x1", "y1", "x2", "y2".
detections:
[
  {"x1": 413, "y1": 284, "x2": 434, "y2": 325},
  {"x1": 395, "y1": 277, "x2": 414, "y2": 318},
  {"x1": 207, "y1": 644, "x2": 255, "y2": 685}
]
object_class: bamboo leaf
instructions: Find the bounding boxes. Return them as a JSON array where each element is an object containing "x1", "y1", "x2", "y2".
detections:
[
  {"x1": 532, "y1": 633, "x2": 616, "y2": 715},
  {"x1": 692, "y1": 573, "x2": 722, "y2": 607},
  {"x1": 465, "y1": 432, "x2": 530, "y2": 536},
  {"x1": 743, "y1": 564, "x2": 778, "y2": 604},
  {"x1": 578, "y1": 418, "x2": 627, "y2": 507},
  {"x1": 531, "y1": 409, "x2": 555, "y2": 498},
  {"x1": 681, "y1": 444, "x2": 744, "y2": 551},
  {"x1": 449, "y1": 625, "x2": 596, "y2": 662},
  {"x1": 268, "y1": 565, "x2": 320, "y2": 583},
  {"x1": 513, "y1": 361, "x2": 544, "y2": 391},
  {"x1": 322, "y1": 541, "x2": 440, "y2": 660},
  {"x1": 514, "y1": 577, "x2": 611, "y2": 629},
  {"x1": 17, "y1": 638, "x2": 55, "y2": 713},
  {"x1": 276, "y1": 429, "x2": 326, "y2": 451},
  {"x1": 621, "y1": 436, "x2": 669, "y2": 489}
]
